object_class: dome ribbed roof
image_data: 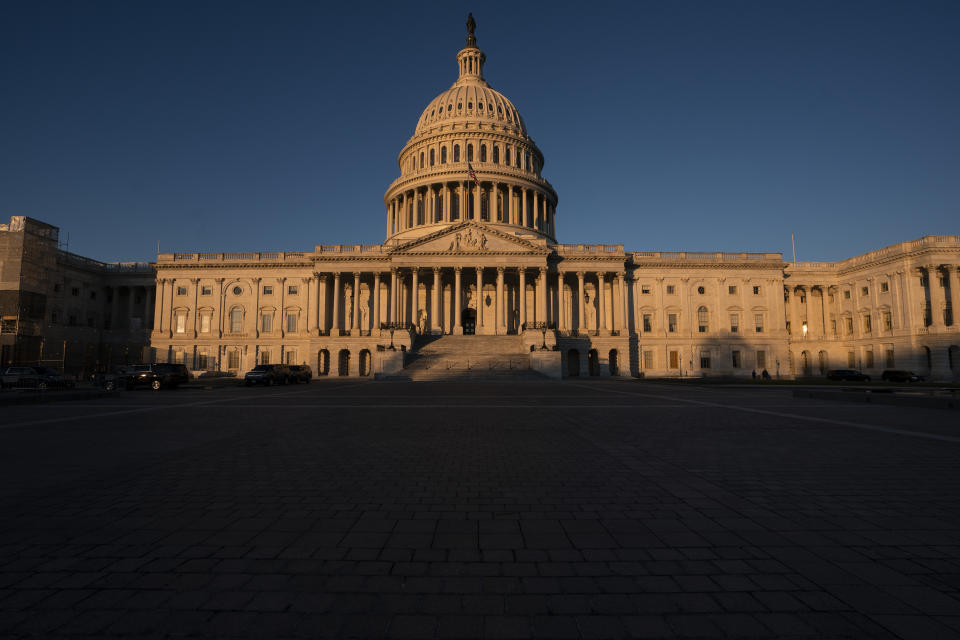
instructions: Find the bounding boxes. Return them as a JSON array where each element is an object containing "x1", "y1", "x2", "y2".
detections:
[{"x1": 414, "y1": 82, "x2": 527, "y2": 137}]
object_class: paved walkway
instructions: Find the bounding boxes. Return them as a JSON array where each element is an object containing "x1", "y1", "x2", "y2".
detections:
[{"x1": 0, "y1": 381, "x2": 958, "y2": 638}]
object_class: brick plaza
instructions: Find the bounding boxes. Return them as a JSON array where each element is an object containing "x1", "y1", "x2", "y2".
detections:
[{"x1": 1, "y1": 381, "x2": 959, "y2": 639}]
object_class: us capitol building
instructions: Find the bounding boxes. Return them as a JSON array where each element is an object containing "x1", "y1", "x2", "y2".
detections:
[{"x1": 96, "y1": 18, "x2": 960, "y2": 380}]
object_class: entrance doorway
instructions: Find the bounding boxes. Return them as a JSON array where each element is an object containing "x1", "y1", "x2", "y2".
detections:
[{"x1": 461, "y1": 308, "x2": 476, "y2": 335}]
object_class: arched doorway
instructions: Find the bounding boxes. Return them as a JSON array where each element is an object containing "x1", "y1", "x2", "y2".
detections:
[
  {"x1": 588, "y1": 349, "x2": 600, "y2": 376},
  {"x1": 800, "y1": 351, "x2": 810, "y2": 376},
  {"x1": 318, "y1": 349, "x2": 330, "y2": 376},
  {"x1": 461, "y1": 308, "x2": 476, "y2": 335},
  {"x1": 338, "y1": 349, "x2": 350, "y2": 376},
  {"x1": 608, "y1": 349, "x2": 619, "y2": 376},
  {"x1": 818, "y1": 350, "x2": 828, "y2": 375},
  {"x1": 359, "y1": 349, "x2": 371, "y2": 377},
  {"x1": 567, "y1": 349, "x2": 580, "y2": 377}
]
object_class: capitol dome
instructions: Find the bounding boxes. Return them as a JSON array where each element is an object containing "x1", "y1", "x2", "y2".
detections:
[{"x1": 384, "y1": 15, "x2": 557, "y2": 244}]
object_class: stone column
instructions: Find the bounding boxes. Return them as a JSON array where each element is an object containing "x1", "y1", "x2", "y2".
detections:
[
  {"x1": 318, "y1": 275, "x2": 327, "y2": 334},
  {"x1": 462, "y1": 181, "x2": 468, "y2": 220},
  {"x1": 352, "y1": 272, "x2": 361, "y2": 332},
  {"x1": 473, "y1": 183, "x2": 481, "y2": 222},
  {"x1": 533, "y1": 191, "x2": 541, "y2": 230},
  {"x1": 304, "y1": 276, "x2": 314, "y2": 334},
  {"x1": 491, "y1": 183, "x2": 499, "y2": 222},
  {"x1": 373, "y1": 272, "x2": 381, "y2": 333},
  {"x1": 253, "y1": 278, "x2": 261, "y2": 337},
  {"x1": 519, "y1": 268, "x2": 527, "y2": 330},
  {"x1": 148, "y1": 286, "x2": 157, "y2": 331},
  {"x1": 928, "y1": 264, "x2": 945, "y2": 328},
  {"x1": 616, "y1": 274, "x2": 626, "y2": 333},
  {"x1": 153, "y1": 280, "x2": 164, "y2": 333},
  {"x1": 496, "y1": 267, "x2": 504, "y2": 334},
  {"x1": 521, "y1": 189, "x2": 528, "y2": 227},
  {"x1": 538, "y1": 268, "x2": 547, "y2": 326},
  {"x1": 475, "y1": 267, "x2": 484, "y2": 333},
  {"x1": 454, "y1": 267, "x2": 463, "y2": 334},
  {"x1": 390, "y1": 269, "x2": 398, "y2": 324},
  {"x1": 598, "y1": 273, "x2": 607, "y2": 335},
  {"x1": 432, "y1": 268, "x2": 441, "y2": 334},
  {"x1": 949, "y1": 265, "x2": 960, "y2": 326},
  {"x1": 577, "y1": 271, "x2": 585, "y2": 332},
  {"x1": 444, "y1": 184, "x2": 450, "y2": 222},
  {"x1": 331, "y1": 273, "x2": 341, "y2": 333},
  {"x1": 557, "y1": 273, "x2": 566, "y2": 331},
  {"x1": 411, "y1": 268, "x2": 420, "y2": 330}
]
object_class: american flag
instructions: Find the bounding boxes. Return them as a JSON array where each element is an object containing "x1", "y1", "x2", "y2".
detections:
[{"x1": 467, "y1": 162, "x2": 480, "y2": 187}]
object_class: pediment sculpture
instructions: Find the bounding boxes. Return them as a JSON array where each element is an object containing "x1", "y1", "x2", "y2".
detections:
[{"x1": 448, "y1": 228, "x2": 488, "y2": 252}]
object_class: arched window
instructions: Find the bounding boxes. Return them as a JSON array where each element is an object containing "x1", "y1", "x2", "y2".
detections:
[
  {"x1": 504, "y1": 146, "x2": 510, "y2": 166},
  {"x1": 515, "y1": 149, "x2": 521, "y2": 166},
  {"x1": 492, "y1": 146, "x2": 499, "y2": 164},
  {"x1": 697, "y1": 306, "x2": 709, "y2": 333},
  {"x1": 430, "y1": 149, "x2": 435, "y2": 166},
  {"x1": 441, "y1": 146, "x2": 447, "y2": 163},
  {"x1": 453, "y1": 145, "x2": 460, "y2": 162},
  {"x1": 229, "y1": 307, "x2": 243, "y2": 333},
  {"x1": 480, "y1": 145, "x2": 487, "y2": 162},
  {"x1": 467, "y1": 144, "x2": 474, "y2": 162},
  {"x1": 419, "y1": 151, "x2": 424, "y2": 167}
]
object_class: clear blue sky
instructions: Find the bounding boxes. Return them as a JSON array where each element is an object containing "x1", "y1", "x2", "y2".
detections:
[{"x1": 1, "y1": 1, "x2": 958, "y2": 262}]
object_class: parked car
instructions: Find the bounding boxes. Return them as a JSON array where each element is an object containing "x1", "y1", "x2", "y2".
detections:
[
  {"x1": 124, "y1": 363, "x2": 191, "y2": 390},
  {"x1": 826, "y1": 369, "x2": 871, "y2": 382},
  {"x1": 244, "y1": 364, "x2": 292, "y2": 386},
  {"x1": 288, "y1": 364, "x2": 312, "y2": 383},
  {"x1": 1, "y1": 366, "x2": 75, "y2": 390},
  {"x1": 881, "y1": 369, "x2": 924, "y2": 383}
]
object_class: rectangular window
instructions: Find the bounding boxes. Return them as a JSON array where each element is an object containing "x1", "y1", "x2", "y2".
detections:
[
  {"x1": 261, "y1": 351, "x2": 270, "y2": 365},
  {"x1": 288, "y1": 285, "x2": 298, "y2": 295},
  {"x1": 89, "y1": 291, "x2": 96, "y2": 300},
  {"x1": 263, "y1": 286, "x2": 273, "y2": 295},
  {"x1": 285, "y1": 351, "x2": 295, "y2": 365},
  {"x1": 830, "y1": 317, "x2": 837, "y2": 335},
  {"x1": 669, "y1": 350, "x2": 680, "y2": 369},
  {"x1": 667, "y1": 313, "x2": 677, "y2": 333},
  {"x1": 883, "y1": 311, "x2": 892, "y2": 331},
  {"x1": 845, "y1": 317, "x2": 853, "y2": 335},
  {"x1": 286, "y1": 313, "x2": 297, "y2": 333},
  {"x1": 863, "y1": 314, "x2": 872, "y2": 334},
  {"x1": 177, "y1": 286, "x2": 187, "y2": 295},
  {"x1": 228, "y1": 350, "x2": 240, "y2": 369},
  {"x1": 50, "y1": 311, "x2": 59, "y2": 325},
  {"x1": 700, "y1": 351, "x2": 711, "y2": 369},
  {"x1": 753, "y1": 286, "x2": 760, "y2": 295},
  {"x1": 844, "y1": 290, "x2": 851, "y2": 299},
  {"x1": 726, "y1": 285, "x2": 735, "y2": 294},
  {"x1": 848, "y1": 351, "x2": 856, "y2": 368},
  {"x1": 230, "y1": 309, "x2": 242, "y2": 333},
  {"x1": 754, "y1": 314, "x2": 763, "y2": 333},
  {"x1": 201, "y1": 286, "x2": 212, "y2": 295},
  {"x1": 730, "y1": 313, "x2": 739, "y2": 333},
  {"x1": 885, "y1": 349, "x2": 894, "y2": 368},
  {"x1": 642, "y1": 314, "x2": 652, "y2": 333},
  {"x1": 643, "y1": 350, "x2": 654, "y2": 370},
  {"x1": 197, "y1": 352, "x2": 209, "y2": 370},
  {"x1": 861, "y1": 286, "x2": 869, "y2": 296},
  {"x1": 200, "y1": 314, "x2": 211, "y2": 334},
  {"x1": 880, "y1": 281, "x2": 889, "y2": 293},
  {"x1": 732, "y1": 350, "x2": 742, "y2": 368},
  {"x1": 71, "y1": 287, "x2": 80, "y2": 297},
  {"x1": 865, "y1": 350, "x2": 874, "y2": 368},
  {"x1": 641, "y1": 285, "x2": 651, "y2": 295},
  {"x1": 666, "y1": 285, "x2": 675, "y2": 295},
  {"x1": 174, "y1": 350, "x2": 185, "y2": 364},
  {"x1": 175, "y1": 313, "x2": 186, "y2": 334},
  {"x1": 756, "y1": 350, "x2": 766, "y2": 369},
  {"x1": 262, "y1": 313, "x2": 272, "y2": 333},
  {"x1": 54, "y1": 283, "x2": 61, "y2": 293}
]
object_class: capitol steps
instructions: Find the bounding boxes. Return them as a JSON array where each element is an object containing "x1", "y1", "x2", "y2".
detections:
[{"x1": 403, "y1": 335, "x2": 546, "y2": 381}]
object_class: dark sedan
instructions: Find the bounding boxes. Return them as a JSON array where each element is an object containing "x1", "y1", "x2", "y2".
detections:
[
  {"x1": 826, "y1": 369, "x2": 871, "y2": 382},
  {"x1": 244, "y1": 364, "x2": 292, "y2": 386},
  {"x1": 881, "y1": 369, "x2": 924, "y2": 383}
]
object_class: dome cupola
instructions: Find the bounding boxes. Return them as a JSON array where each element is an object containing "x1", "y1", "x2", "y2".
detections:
[{"x1": 383, "y1": 15, "x2": 558, "y2": 244}]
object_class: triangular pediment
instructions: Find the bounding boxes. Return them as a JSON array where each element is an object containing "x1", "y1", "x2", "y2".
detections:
[{"x1": 391, "y1": 222, "x2": 550, "y2": 255}]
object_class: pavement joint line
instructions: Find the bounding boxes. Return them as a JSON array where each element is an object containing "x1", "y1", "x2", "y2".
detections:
[{"x1": 570, "y1": 382, "x2": 960, "y2": 444}]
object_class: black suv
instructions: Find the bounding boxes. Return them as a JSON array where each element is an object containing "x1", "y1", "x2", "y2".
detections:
[
  {"x1": 826, "y1": 369, "x2": 871, "y2": 382},
  {"x1": 244, "y1": 364, "x2": 292, "y2": 386},
  {"x1": 125, "y1": 363, "x2": 191, "y2": 390},
  {"x1": 881, "y1": 369, "x2": 924, "y2": 383},
  {"x1": 288, "y1": 365, "x2": 312, "y2": 383}
]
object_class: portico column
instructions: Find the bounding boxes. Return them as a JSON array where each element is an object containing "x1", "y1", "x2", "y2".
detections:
[
  {"x1": 557, "y1": 274, "x2": 566, "y2": 331},
  {"x1": 373, "y1": 272, "x2": 381, "y2": 333},
  {"x1": 616, "y1": 274, "x2": 625, "y2": 332},
  {"x1": 432, "y1": 268, "x2": 441, "y2": 334},
  {"x1": 521, "y1": 189, "x2": 528, "y2": 227},
  {"x1": 473, "y1": 183, "x2": 481, "y2": 222},
  {"x1": 331, "y1": 273, "x2": 341, "y2": 333},
  {"x1": 496, "y1": 267, "x2": 504, "y2": 333},
  {"x1": 537, "y1": 268, "x2": 547, "y2": 325},
  {"x1": 598, "y1": 273, "x2": 607, "y2": 334},
  {"x1": 949, "y1": 265, "x2": 960, "y2": 326},
  {"x1": 454, "y1": 268, "x2": 463, "y2": 334},
  {"x1": 411, "y1": 268, "x2": 420, "y2": 330},
  {"x1": 475, "y1": 267, "x2": 484, "y2": 333},
  {"x1": 352, "y1": 272, "x2": 361, "y2": 332},
  {"x1": 444, "y1": 184, "x2": 451, "y2": 222},
  {"x1": 462, "y1": 181, "x2": 468, "y2": 220},
  {"x1": 577, "y1": 271, "x2": 585, "y2": 332},
  {"x1": 533, "y1": 191, "x2": 541, "y2": 230},
  {"x1": 153, "y1": 280, "x2": 164, "y2": 333},
  {"x1": 318, "y1": 275, "x2": 327, "y2": 334},
  {"x1": 518, "y1": 268, "x2": 527, "y2": 329},
  {"x1": 492, "y1": 183, "x2": 499, "y2": 222}
]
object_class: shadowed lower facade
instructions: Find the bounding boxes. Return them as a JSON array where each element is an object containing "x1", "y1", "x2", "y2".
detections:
[{"x1": 144, "y1": 18, "x2": 960, "y2": 381}]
